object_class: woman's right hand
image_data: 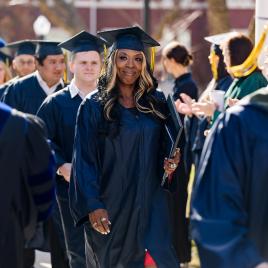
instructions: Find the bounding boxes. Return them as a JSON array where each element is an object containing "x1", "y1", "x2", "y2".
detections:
[{"x1": 89, "y1": 209, "x2": 111, "y2": 235}]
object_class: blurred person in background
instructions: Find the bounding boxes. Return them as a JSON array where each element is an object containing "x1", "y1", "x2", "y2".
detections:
[
  {"x1": 0, "y1": 40, "x2": 36, "y2": 100},
  {"x1": 191, "y1": 84, "x2": 268, "y2": 268},
  {"x1": 161, "y1": 41, "x2": 198, "y2": 266},
  {"x1": 0, "y1": 102, "x2": 55, "y2": 268},
  {"x1": 3, "y1": 41, "x2": 68, "y2": 268},
  {"x1": 175, "y1": 33, "x2": 233, "y2": 169}
]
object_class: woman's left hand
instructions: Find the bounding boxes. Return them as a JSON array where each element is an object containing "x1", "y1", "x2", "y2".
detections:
[{"x1": 164, "y1": 148, "x2": 181, "y2": 175}]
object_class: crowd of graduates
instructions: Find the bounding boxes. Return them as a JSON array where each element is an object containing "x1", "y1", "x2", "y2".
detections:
[{"x1": 0, "y1": 23, "x2": 268, "y2": 268}]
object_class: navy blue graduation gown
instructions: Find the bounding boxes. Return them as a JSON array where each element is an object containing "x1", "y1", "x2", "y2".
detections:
[
  {"x1": 37, "y1": 86, "x2": 83, "y2": 194},
  {"x1": 0, "y1": 76, "x2": 19, "y2": 100},
  {"x1": 191, "y1": 87, "x2": 268, "y2": 268},
  {"x1": 185, "y1": 74, "x2": 233, "y2": 169},
  {"x1": 0, "y1": 102, "x2": 55, "y2": 268},
  {"x1": 168, "y1": 72, "x2": 198, "y2": 263},
  {"x1": 70, "y1": 92, "x2": 178, "y2": 268},
  {"x1": 2, "y1": 73, "x2": 64, "y2": 114},
  {"x1": 172, "y1": 72, "x2": 198, "y2": 102}
]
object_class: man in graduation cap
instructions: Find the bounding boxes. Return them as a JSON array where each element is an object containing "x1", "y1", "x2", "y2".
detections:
[
  {"x1": 0, "y1": 40, "x2": 36, "y2": 100},
  {"x1": 0, "y1": 101, "x2": 56, "y2": 268},
  {"x1": 9, "y1": 40, "x2": 36, "y2": 78},
  {"x1": 37, "y1": 30, "x2": 107, "y2": 268},
  {"x1": 2, "y1": 40, "x2": 66, "y2": 114},
  {"x1": 69, "y1": 26, "x2": 180, "y2": 268}
]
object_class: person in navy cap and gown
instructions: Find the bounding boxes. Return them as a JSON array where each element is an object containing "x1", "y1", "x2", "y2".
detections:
[
  {"x1": 69, "y1": 26, "x2": 181, "y2": 268},
  {"x1": 37, "y1": 30, "x2": 108, "y2": 268},
  {"x1": 0, "y1": 40, "x2": 36, "y2": 99}
]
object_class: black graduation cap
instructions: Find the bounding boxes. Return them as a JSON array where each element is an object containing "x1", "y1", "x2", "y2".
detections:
[
  {"x1": 35, "y1": 40, "x2": 63, "y2": 58},
  {"x1": 7, "y1": 40, "x2": 36, "y2": 56},
  {"x1": 97, "y1": 26, "x2": 160, "y2": 52},
  {"x1": 0, "y1": 50, "x2": 13, "y2": 65},
  {"x1": 58, "y1": 30, "x2": 108, "y2": 53}
]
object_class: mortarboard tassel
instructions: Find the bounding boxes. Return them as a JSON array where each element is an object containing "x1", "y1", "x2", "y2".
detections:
[
  {"x1": 210, "y1": 49, "x2": 218, "y2": 80},
  {"x1": 150, "y1": 47, "x2": 155, "y2": 72},
  {"x1": 229, "y1": 25, "x2": 268, "y2": 78},
  {"x1": 63, "y1": 51, "x2": 68, "y2": 83}
]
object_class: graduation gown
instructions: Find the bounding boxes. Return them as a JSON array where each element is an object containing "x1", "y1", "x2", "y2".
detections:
[
  {"x1": 185, "y1": 74, "x2": 233, "y2": 169},
  {"x1": 2, "y1": 72, "x2": 64, "y2": 114},
  {"x1": 37, "y1": 86, "x2": 83, "y2": 189},
  {"x1": 169, "y1": 72, "x2": 198, "y2": 263},
  {"x1": 0, "y1": 102, "x2": 55, "y2": 268},
  {"x1": 191, "y1": 87, "x2": 268, "y2": 268},
  {"x1": 70, "y1": 92, "x2": 178, "y2": 268},
  {"x1": 0, "y1": 76, "x2": 19, "y2": 100},
  {"x1": 37, "y1": 86, "x2": 86, "y2": 267}
]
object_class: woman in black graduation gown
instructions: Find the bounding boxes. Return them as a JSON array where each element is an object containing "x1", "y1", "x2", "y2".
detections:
[{"x1": 70, "y1": 26, "x2": 180, "y2": 268}]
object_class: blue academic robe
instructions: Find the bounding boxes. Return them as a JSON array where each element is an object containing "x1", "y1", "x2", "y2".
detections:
[
  {"x1": 2, "y1": 73, "x2": 64, "y2": 114},
  {"x1": 191, "y1": 87, "x2": 268, "y2": 268},
  {"x1": 37, "y1": 86, "x2": 86, "y2": 267},
  {"x1": 37, "y1": 86, "x2": 83, "y2": 182},
  {"x1": 169, "y1": 72, "x2": 198, "y2": 262},
  {"x1": 70, "y1": 91, "x2": 178, "y2": 268},
  {"x1": 0, "y1": 76, "x2": 19, "y2": 100},
  {"x1": 0, "y1": 102, "x2": 55, "y2": 268}
]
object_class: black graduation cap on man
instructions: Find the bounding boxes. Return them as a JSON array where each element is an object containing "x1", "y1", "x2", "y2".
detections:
[
  {"x1": 7, "y1": 40, "x2": 36, "y2": 56},
  {"x1": 97, "y1": 26, "x2": 160, "y2": 52},
  {"x1": 58, "y1": 30, "x2": 108, "y2": 54},
  {"x1": 35, "y1": 40, "x2": 63, "y2": 58}
]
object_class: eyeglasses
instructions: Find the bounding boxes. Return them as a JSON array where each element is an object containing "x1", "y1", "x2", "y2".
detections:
[{"x1": 17, "y1": 59, "x2": 35, "y2": 66}]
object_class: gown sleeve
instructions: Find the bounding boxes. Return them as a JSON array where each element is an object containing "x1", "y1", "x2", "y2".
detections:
[
  {"x1": 25, "y1": 115, "x2": 56, "y2": 222},
  {"x1": 2, "y1": 82, "x2": 20, "y2": 110},
  {"x1": 37, "y1": 97, "x2": 66, "y2": 168},
  {"x1": 191, "y1": 110, "x2": 263, "y2": 268},
  {"x1": 69, "y1": 99, "x2": 105, "y2": 226}
]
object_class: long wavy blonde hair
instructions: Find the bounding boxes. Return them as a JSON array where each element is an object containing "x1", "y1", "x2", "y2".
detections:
[{"x1": 98, "y1": 49, "x2": 166, "y2": 121}]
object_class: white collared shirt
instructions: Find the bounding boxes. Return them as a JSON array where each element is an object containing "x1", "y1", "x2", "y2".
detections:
[
  {"x1": 35, "y1": 71, "x2": 64, "y2": 96},
  {"x1": 69, "y1": 79, "x2": 96, "y2": 100}
]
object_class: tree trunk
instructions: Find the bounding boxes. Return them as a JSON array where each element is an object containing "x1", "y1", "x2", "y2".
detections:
[{"x1": 206, "y1": 0, "x2": 230, "y2": 34}]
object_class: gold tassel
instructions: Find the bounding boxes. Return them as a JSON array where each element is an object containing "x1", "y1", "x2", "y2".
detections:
[
  {"x1": 150, "y1": 47, "x2": 155, "y2": 72},
  {"x1": 103, "y1": 44, "x2": 107, "y2": 60},
  {"x1": 63, "y1": 51, "x2": 68, "y2": 84},
  {"x1": 209, "y1": 49, "x2": 218, "y2": 80},
  {"x1": 229, "y1": 25, "x2": 268, "y2": 78}
]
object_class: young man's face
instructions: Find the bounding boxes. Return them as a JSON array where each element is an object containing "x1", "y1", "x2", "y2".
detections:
[
  {"x1": 13, "y1": 54, "x2": 36, "y2": 77},
  {"x1": 69, "y1": 51, "x2": 102, "y2": 84},
  {"x1": 37, "y1": 54, "x2": 66, "y2": 86}
]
